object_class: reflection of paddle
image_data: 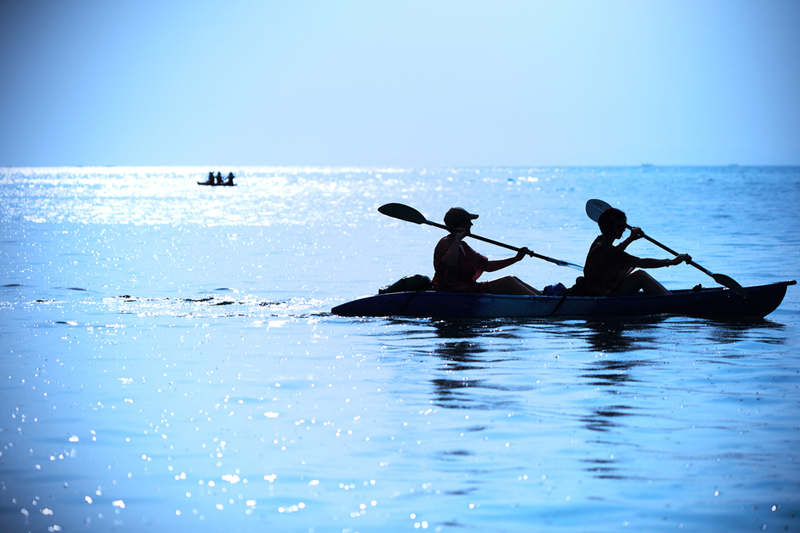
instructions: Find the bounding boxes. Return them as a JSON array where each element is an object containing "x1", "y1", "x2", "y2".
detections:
[
  {"x1": 585, "y1": 199, "x2": 748, "y2": 297},
  {"x1": 379, "y1": 203, "x2": 583, "y2": 270}
]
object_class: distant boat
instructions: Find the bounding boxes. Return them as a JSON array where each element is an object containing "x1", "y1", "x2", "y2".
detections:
[
  {"x1": 197, "y1": 181, "x2": 236, "y2": 186},
  {"x1": 198, "y1": 172, "x2": 236, "y2": 186}
]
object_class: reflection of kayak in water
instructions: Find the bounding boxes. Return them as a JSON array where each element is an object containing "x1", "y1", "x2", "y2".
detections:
[{"x1": 197, "y1": 181, "x2": 236, "y2": 186}]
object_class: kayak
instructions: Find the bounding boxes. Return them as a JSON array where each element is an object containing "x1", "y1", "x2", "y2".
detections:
[
  {"x1": 197, "y1": 182, "x2": 236, "y2": 186},
  {"x1": 331, "y1": 281, "x2": 795, "y2": 319}
]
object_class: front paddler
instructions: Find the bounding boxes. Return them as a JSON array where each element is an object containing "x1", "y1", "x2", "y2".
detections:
[{"x1": 432, "y1": 207, "x2": 542, "y2": 295}]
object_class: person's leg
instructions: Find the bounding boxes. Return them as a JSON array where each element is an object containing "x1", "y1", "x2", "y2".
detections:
[
  {"x1": 514, "y1": 277, "x2": 543, "y2": 295},
  {"x1": 615, "y1": 270, "x2": 669, "y2": 295},
  {"x1": 483, "y1": 276, "x2": 541, "y2": 296}
]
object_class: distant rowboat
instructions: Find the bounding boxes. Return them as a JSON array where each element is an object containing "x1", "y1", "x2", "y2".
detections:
[
  {"x1": 332, "y1": 281, "x2": 795, "y2": 319},
  {"x1": 198, "y1": 172, "x2": 236, "y2": 186}
]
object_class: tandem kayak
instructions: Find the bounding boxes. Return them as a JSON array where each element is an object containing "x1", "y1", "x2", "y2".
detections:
[{"x1": 332, "y1": 281, "x2": 796, "y2": 319}]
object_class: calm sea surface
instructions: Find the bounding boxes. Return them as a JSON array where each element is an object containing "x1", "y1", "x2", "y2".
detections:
[{"x1": 1, "y1": 166, "x2": 799, "y2": 532}]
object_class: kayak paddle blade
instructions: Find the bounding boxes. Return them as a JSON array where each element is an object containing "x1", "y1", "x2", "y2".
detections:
[
  {"x1": 585, "y1": 199, "x2": 612, "y2": 223},
  {"x1": 712, "y1": 273, "x2": 748, "y2": 298},
  {"x1": 378, "y1": 203, "x2": 427, "y2": 225}
]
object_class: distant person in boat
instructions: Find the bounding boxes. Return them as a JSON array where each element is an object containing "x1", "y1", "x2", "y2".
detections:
[
  {"x1": 225, "y1": 172, "x2": 235, "y2": 186},
  {"x1": 432, "y1": 207, "x2": 542, "y2": 295},
  {"x1": 215, "y1": 172, "x2": 223, "y2": 185},
  {"x1": 201, "y1": 172, "x2": 215, "y2": 185},
  {"x1": 574, "y1": 207, "x2": 691, "y2": 296}
]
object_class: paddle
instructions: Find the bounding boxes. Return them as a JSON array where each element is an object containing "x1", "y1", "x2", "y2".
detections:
[
  {"x1": 378, "y1": 203, "x2": 583, "y2": 270},
  {"x1": 585, "y1": 199, "x2": 748, "y2": 297}
]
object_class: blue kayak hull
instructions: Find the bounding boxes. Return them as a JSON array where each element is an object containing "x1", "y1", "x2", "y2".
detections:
[{"x1": 332, "y1": 281, "x2": 795, "y2": 319}]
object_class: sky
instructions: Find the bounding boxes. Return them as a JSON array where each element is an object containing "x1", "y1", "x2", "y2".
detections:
[{"x1": 0, "y1": 0, "x2": 798, "y2": 167}]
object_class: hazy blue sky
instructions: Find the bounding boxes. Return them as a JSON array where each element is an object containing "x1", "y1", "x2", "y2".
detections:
[{"x1": 1, "y1": 0, "x2": 798, "y2": 167}]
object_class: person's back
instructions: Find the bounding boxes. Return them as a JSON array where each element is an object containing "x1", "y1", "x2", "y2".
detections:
[
  {"x1": 580, "y1": 235, "x2": 636, "y2": 296},
  {"x1": 432, "y1": 233, "x2": 488, "y2": 292}
]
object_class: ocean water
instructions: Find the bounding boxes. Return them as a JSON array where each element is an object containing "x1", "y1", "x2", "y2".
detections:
[{"x1": 0, "y1": 166, "x2": 798, "y2": 533}]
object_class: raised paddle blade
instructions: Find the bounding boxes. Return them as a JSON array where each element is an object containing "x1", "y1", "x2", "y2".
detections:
[
  {"x1": 378, "y1": 203, "x2": 427, "y2": 224},
  {"x1": 586, "y1": 199, "x2": 612, "y2": 222}
]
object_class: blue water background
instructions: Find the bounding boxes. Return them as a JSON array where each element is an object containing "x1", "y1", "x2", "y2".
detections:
[{"x1": 1, "y1": 166, "x2": 799, "y2": 532}]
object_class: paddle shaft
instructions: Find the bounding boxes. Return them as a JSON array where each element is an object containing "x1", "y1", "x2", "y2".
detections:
[
  {"x1": 623, "y1": 223, "x2": 716, "y2": 276},
  {"x1": 425, "y1": 220, "x2": 528, "y2": 259},
  {"x1": 424, "y1": 218, "x2": 572, "y2": 266},
  {"x1": 378, "y1": 202, "x2": 581, "y2": 270}
]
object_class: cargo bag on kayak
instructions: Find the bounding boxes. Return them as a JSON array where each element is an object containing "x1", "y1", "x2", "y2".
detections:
[{"x1": 378, "y1": 275, "x2": 433, "y2": 294}]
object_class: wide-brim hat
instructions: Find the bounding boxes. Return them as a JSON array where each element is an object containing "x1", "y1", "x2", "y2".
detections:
[{"x1": 444, "y1": 207, "x2": 479, "y2": 227}]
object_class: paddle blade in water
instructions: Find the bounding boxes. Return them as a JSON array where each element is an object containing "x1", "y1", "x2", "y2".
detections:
[
  {"x1": 378, "y1": 203, "x2": 427, "y2": 224},
  {"x1": 586, "y1": 199, "x2": 612, "y2": 222}
]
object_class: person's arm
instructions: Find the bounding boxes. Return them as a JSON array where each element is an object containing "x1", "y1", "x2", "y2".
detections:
[
  {"x1": 483, "y1": 247, "x2": 530, "y2": 272},
  {"x1": 441, "y1": 229, "x2": 466, "y2": 270},
  {"x1": 617, "y1": 227, "x2": 691, "y2": 268},
  {"x1": 632, "y1": 254, "x2": 692, "y2": 269},
  {"x1": 616, "y1": 227, "x2": 644, "y2": 251}
]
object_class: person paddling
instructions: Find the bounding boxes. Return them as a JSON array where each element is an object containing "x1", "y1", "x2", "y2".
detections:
[
  {"x1": 432, "y1": 207, "x2": 542, "y2": 295},
  {"x1": 574, "y1": 207, "x2": 691, "y2": 296}
]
